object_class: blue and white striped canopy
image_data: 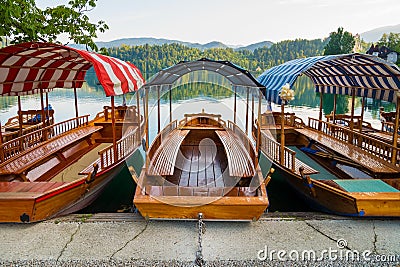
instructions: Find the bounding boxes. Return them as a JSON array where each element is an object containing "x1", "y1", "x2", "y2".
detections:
[{"x1": 257, "y1": 53, "x2": 400, "y2": 104}]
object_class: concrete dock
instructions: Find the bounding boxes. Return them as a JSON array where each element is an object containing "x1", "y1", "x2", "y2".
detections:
[{"x1": 0, "y1": 212, "x2": 399, "y2": 266}]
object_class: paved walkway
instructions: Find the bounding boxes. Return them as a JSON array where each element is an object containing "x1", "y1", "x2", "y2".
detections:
[{"x1": 0, "y1": 213, "x2": 399, "y2": 266}]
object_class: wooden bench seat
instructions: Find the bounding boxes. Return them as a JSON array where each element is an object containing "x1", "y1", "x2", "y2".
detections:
[
  {"x1": 216, "y1": 130, "x2": 255, "y2": 178},
  {"x1": 148, "y1": 129, "x2": 190, "y2": 176},
  {"x1": 146, "y1": 185, "x2": 257, "y2": 197},
  {"x1": 0, "y1": 126, "x2": 102, "y2": 176},
  {"x1": 0, "y1": 181, "x2": 66, "y2": 193},
  {"x1": 295, "y1": 128, "x2": 400, "y2": 174}
]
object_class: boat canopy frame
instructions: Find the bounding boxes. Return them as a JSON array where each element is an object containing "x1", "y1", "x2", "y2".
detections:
[
  {"x1": 0, "y1": 42, "x2": 144, "y2": 97},
  {"x1": 258, "y1": 53, "x2": 400, "y2": 104},
  {"x1": 0, "y1": 42, "x2": 145, "y2": 159},
  {"x1": 145, "y1": 58, "x2": 265, "y2": 89}
]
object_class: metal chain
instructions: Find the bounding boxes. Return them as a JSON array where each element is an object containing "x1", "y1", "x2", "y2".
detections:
[{"x1": 195, "y1": 213, "x2": 206, "y2": 267}]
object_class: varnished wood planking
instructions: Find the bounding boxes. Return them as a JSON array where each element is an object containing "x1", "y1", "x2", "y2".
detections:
[
  {"x1": 0, "y1": 198, "x2": 35, "y2": 222},
  {"x1": 134, "y1": 185, "x2": 268, "y2": 220},
  {"x1": 135, "y1": 114, "x2": 269, "y2": 220},
  {"x1": 32, "y1": 182, "x2": 88, "y2": 221}
]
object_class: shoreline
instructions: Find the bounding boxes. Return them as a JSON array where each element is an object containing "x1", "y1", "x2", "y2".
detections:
[{"x1": 0, "y1": 212, "x2": 399, "y2": 266}]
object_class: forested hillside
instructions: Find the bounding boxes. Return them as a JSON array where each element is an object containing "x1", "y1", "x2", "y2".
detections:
[{"x1": 106, "y1": 38, "x2": 328, "y2": 77}]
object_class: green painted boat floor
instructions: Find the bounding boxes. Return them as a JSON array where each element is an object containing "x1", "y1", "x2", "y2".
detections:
[
  {"x1": 288, "y1": 146, "x2": 337, "y2": 180},
  {"x1": 333, "y1": 179, "x2": 399, "y2": 193}
]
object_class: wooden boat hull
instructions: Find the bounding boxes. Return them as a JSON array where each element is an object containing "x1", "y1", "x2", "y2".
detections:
[
  {"x1": 267, "y1": 159, "x2": 400, "y2": 217},
  {"x1": 134, "y1": 183, "x2": 269, "y2": 221},
  {"x1": 0, "y1": 155, "x2": 128, "y2": 223},
  {"x1": 0, "y1": 107, "x2": 144, "y2": 223},
  {"x1": 256, "y1": 111, "x2": 400, "y2": 217},
  {"x1": 134, "y1": 113, "x2": 269, "y2": 221}
]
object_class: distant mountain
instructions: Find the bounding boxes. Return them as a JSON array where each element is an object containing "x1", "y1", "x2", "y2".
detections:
[
  {"x1": 94, "y1": 37, "x2": 229, "y2": 50},
  {"x1": 236, "y1": 41, "x2": 274, "y2": 51},
  {"x1": 92, "y1": 37, "x2": 273, "y2": 51},
  {"x1": 360, "y1": 24, "x2": 400, "y2": 43}
]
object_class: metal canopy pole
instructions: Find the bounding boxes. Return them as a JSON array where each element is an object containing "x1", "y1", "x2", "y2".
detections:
[
  {"x1": 145, "y1": 87, "x2": 150, "y2": 169},
  {"x1": 318, "y1": 91, "x2": 324, "y2": 130},
  {"x1": 169, "y1": 85, "x2": 172, "y2": 123},
  {"x1": 245, "y1": 87, "x2": 249, "y2": 134},
  {"x1": 347, "y1": 89, "x2": 356, "y2": 144},
  {"x1": 349, "y1": 88, "x2": 356, "y2": 130},
  {"x1": 142, "y1": 88, "x2": 146, "y2": 144},
  {"x1": 332, "y1": 94, "x2": 337, "y2": 124},
  {"x1": 251, "y1": 94, "x2": 255, "y2": 129},
  {"x1": 145, "y1": 87, "x2": 149, "y2": 151},
  {"x1": 73, "y1": 83, "x2": 79, "y2": 119},
  {"x1": 280, "y1": 102, "x2": 285, "y2": 165},
  {"x1": 111, "y1": 96, "x2": 117, "y2": 161},
  {"x1": 255, "y1": 91, "x2": 262, "y2": 167},
  {"x1": 45, "y1": 92, "x2": 49, "y2": 124},
  {"x1": 17, "y1": 96, "x2": 23, "y2": 136},
  {"x1": 359, "y1": 96, "x2": 366, "y2": 131},
  {"x1": 136, "y1": 90, "x2": 141, "y2": 136},
  {"x1": 234, "y1": 86, "x2": 237, "y2": 124},
  {"x1": 40, "y1": 89, "x2": 47, "y2": 141},
  {"x1": 157, "y1": 85, "x2": 161, "y2": 134},
  {"x1": 391, "y1": 95, "x2": 400, "y2": 164},
  {"x1": 0, "y1": 121, "x2": 4, "y2": 162}
]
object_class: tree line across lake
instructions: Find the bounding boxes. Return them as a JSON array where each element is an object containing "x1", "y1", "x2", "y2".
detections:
[
  {"x1": 104, "y1": 29, "x2": 400, "y2": 78},
  {"x1": 106, "y1": 38, "x2": 329, "y2": 77}
]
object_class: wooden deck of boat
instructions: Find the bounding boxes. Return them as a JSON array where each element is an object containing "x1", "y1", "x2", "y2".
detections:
[
  {"x1": 166, "y1": 144, "x2": 229, "y2": 188},
  {"x1": 368, "y1": 131, "x2": 400, "y2": 144},
  {"x1": 0, "y1": 126, "x2": 102, "y2": 177},
  {"x1": 0, "y1": 181, "x2": 65, "y2": 194},
  {"x1": 295, "y1": 128, "x2": 399, "y2": 174}
]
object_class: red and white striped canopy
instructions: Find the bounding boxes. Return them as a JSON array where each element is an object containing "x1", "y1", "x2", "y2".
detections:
[{"x1": 0, "y1": 42, "x2": 144, "y2": 96}]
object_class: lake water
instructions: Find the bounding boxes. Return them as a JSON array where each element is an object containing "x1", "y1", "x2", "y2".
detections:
[{"x1": 0, "y1": 73, "x2": 396, "y2": 213}]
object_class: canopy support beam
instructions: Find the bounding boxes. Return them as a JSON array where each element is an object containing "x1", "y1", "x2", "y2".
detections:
[
  {"x1": 169, "y1": 86, "x2": 172, "y2": 123},
  {"x1": 332, "y1": 94, "x2": 337, "y2": 123},
  {"x1": 246, "y1": 87, "x2": 249, "y2": 134},
  {"x1": 359, "y1": 96, "x2": 366, "y2": 132},
  {"x1": 157, "y1": 85, "x2": 161, "y2": 134},
  {"x1": 111, "y1": 96, "x2": 117, "y2": 161},
  {"x1": 45, "y1": 92, "x2": 49, "y2": 124},
  {"x1": 74, "y1": 83, "x2": 79, "y2": 119},
  {"x1": 251, "y1": 94, "x2": 255, "y2": 129},
  {"x1": 40, "y1": 89, "x2": 47, "y2": 141},
  {"x1": 234, "y1": 86, "x2": 237, "y2": 124},
  {"x1": 145, "y1": 87, "x2": 150, "y2": 169},
  {"x1": 255, "y1": 92, "x2": 262, "y2": 167},
  {"x1": 17, "y1": 96, "x2": 23, "y2": 136},
  {"x1": 318, "y1": 91, "x2": 323, "y2": 131},
  {"x1": 136, "y1": 90, "x2": 141, "y2": 138},
  {"x1": 0, "y1": 121, "x2": 4, "y2": 162},
  {"x1": 280, "y1": 102, "x2": 285, "y2": 165},
  {"x1": 349, "y1": 89, "x2": 356, "y2": 143},
  {"x1": 145, "y1": 87, "x2": 149, "y2": 152},
  {"x1": 391, "y1": 95, "x2": 400, "y2": 164}
]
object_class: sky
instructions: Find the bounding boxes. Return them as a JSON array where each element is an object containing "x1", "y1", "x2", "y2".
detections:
[{"x1": 35, "y1": 0, "x2": 400, "y2": 46}]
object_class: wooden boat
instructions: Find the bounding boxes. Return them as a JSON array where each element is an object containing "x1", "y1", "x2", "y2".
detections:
[
  {"x1": 133, "y1": 111, "x2": 270, "y2": 221},
  {"x1": 255, "y1": 111, "x2": 400, "y2": 216},
  {"x1": 1, "y1": 106, "x2": 55, "y2": 142},
  {"x1": 0, "y1": 42, "x2": 144, "y2": 222},
  {"x1": 256, "y1": 54, "x2": 400, "y2": 217}
]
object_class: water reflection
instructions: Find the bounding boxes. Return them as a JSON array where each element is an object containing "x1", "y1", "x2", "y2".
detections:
[
  {"x1": 0, "y1": 71, "x2": 397, "y2": 213},
  {"x1": 271, "y1": 75, "x2": 396, "y2": 129}
]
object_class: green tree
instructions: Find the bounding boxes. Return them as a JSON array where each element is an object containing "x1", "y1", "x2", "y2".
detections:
[
  {"x1": 377, "y1": 33, "x2": 400, "y2": 66},
  {"x1": 323, "y1": 27, "x2": 355, "y2": 55},
  {"x1": 0, "y1": 0, "x2": 108, "y2": 51},
  {"x1": 377, "y1": 33, "x2": 400, "y2": 52}
]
